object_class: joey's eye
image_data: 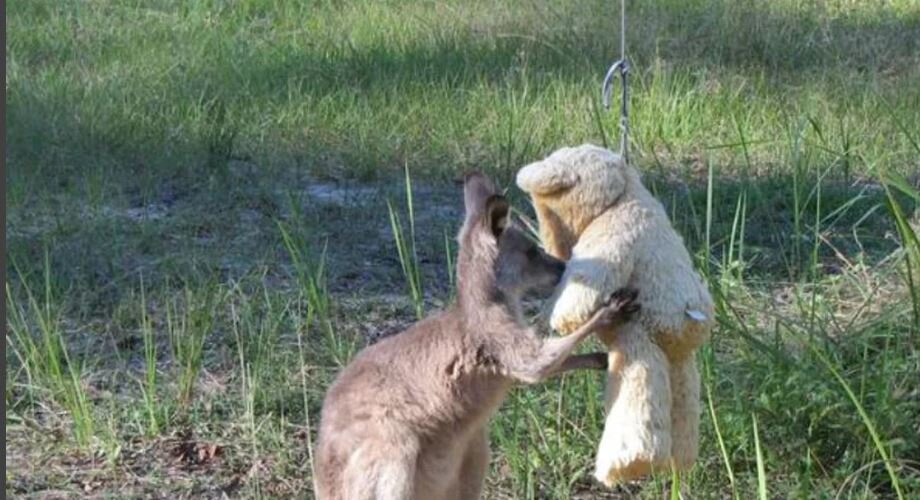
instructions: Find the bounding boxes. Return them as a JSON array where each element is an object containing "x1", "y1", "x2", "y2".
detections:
[{"x1": 526, "y1": 247, "x2": 540, "y2": 260}]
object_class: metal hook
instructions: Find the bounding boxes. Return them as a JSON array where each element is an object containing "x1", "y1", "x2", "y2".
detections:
[
  {"x1": 601, "y1": 59, "x2": 628, "y2": 111},
  {"x1": 601, "y1": 58, "x2": 630, "y2": 161}
]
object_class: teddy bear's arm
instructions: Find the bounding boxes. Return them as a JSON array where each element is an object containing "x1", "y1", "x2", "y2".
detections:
[{"x1": 549, "y1": 221, "x2": 640, "y2": 334}]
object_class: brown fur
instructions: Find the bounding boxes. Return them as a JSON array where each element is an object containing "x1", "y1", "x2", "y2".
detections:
[{"x1": 314, "y1": 173, "x2": 640, "y2": 500}]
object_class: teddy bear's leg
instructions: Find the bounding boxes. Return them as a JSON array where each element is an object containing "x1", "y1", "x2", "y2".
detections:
[
  {"x1": 668, "y1": 355, "x2": 701, "y2": 471},
  {"x1": 594, "y1": 322, "x2": 672, "y2": 486}
]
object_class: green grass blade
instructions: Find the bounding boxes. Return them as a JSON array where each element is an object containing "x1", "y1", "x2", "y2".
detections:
[
  {"x1": 752, "y1": 414, "x2": 767, "y2": 500},
  {"x1": 707, "y1": 383, "x2": 736, "y2": 496},
  {"x1": 881, "y1": 175, "x2": 920, "y2": 331}
]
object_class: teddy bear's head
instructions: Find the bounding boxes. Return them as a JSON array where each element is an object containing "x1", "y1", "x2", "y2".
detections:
[{"x1": 516, "y1": 144, "x2": 635, "y2": 259}]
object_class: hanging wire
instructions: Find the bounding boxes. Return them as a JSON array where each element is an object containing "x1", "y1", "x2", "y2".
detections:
[{"x1": 601, "y1": 0, "x2": 629, "y2": 163}]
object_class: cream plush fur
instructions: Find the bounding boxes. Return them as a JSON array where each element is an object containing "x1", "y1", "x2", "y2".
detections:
[{"x1": 516, "y1": 144, "x2": 714, "y2": 485}]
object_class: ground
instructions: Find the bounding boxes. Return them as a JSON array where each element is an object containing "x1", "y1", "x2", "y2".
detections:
[{"x1": 5, "y1": 0, "x2": 920, "y2": 498}]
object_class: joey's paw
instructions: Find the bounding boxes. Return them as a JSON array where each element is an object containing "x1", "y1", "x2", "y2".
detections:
[
  {"x1": 594, "y1": 288, "x2": 640, "y2": 329},
  {"x1": 608, "y1": 287, "x2": 639, "y2": 312}
]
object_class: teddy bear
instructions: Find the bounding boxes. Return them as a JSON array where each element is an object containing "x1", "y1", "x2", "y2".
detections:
[{"x1": 516, "y1": 144, "x2": 714, "y2": 485}]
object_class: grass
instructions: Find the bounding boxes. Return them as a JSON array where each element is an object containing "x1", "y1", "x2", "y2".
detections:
[
  {"x1": 6, "y1": 257, "x2": 96, "y2": 447},
  {"x1": 6, "y1": 0, "x2": 920, "y2": 497},
  {"x1": 387, "y1": 165, "x2": 426, "y2": 320},
  {"x1": 752, "y1": 414, "x2": 768, "y2": 500},
  {"x1": 166, "y1": 282, "x2": 222, "y2": 411},
  {"x1": 138, "y1": 274, "x2": 164, "y2": 436}
]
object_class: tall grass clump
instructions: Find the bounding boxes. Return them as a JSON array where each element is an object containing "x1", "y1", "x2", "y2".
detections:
[
  {"x1": 806, "y1": 338, "x2": 906, "y2": 499},
  {"x1": 229, "y1": 281, "x2": 287, "y2": 412},
  {"x1": 882, "y1": 172, "x2": 920, "y2": 332},
  {"x1": 5, "y1": 258, "x2": 94, "y2": 445},
  {"x1": 278, "y1": 205, "x2": 351, "y2": 365},
  {"x1": 387, "y1": 165, "x2": 425, "y2": 319},
  {"x1": 166, "y1": 282, "x2": 222, "y2": 410},
  {"x1": 230, "y1": 290, "x2": 267, "y2": 498},
  {"x1": 137, "y1": 276, "x2": 164, "y2": 436}
]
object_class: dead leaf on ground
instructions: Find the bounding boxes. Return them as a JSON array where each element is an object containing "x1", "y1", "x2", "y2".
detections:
[{"x1": 171, "y1": 439, "x2": 223, "y2": 466}]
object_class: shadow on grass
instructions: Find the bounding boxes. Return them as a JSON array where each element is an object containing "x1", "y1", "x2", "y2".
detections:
[
  {"x1": 6, "y1": 0, "x2": 920, "y2": 194},
  {"x1": 6, "y1": 163, "x2": 911, "y2": 323}
]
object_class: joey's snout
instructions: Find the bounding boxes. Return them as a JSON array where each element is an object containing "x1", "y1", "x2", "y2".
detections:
[
  {"x1": 547, "y1": 255, "x2": 565, "y2": 281},
  {"x1": 534, "y1": 253, "x2": 566, "y2": 293}
]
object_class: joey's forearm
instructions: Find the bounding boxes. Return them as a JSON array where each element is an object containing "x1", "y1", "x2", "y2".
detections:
[
  {"x1": 546, "y1": 352, "x2": 608, "y2": 377},
  {"x1": 568, "y1": 314, "x2": 605, "y2": 340},
  {"x1": 504, "y1": 287, "x2": 638, "y2": 384},
  {"x1": 507, "y1": 329, "x2": 595, "y2": 384}
]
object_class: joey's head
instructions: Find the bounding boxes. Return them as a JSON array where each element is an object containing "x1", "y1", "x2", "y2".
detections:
[
  {"x1": 516, "y1": 144, "x2": 637, "y2": 259},
  {"x1": 494, "y1": 224, "x2": 566, "y2": 300},
  {"x1": 456, "y1": 172, "x2": 566, "y2": 307}
]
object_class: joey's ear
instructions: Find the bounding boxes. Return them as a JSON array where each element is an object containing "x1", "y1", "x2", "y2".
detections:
[
  {"x1": 463, "y1": 171, "x2": 498, "y2": 215},
  {"x1": 516, "y1": 159, "x2": 578, "y2": 195},
  {"x1": 484, "y1": 194, "x2": 510, "y2": 238}
]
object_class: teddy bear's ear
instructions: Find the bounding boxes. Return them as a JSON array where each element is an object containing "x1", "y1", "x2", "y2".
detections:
[{"x1": 516, "y1": 160, "x2": 579, "y2": 195}]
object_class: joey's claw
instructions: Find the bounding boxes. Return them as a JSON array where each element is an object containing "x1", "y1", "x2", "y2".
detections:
[
  {"x1": 622, "y1": 302, "x2": 641, "y2": 316},
  {"x1": 593, "y1": 288, "x2": 641, "y2": 329},
  {"x1": 620, "y1": 304, "x2": 640, "y2": 322},
  {"x1": 608, "y1": 287, "x2": 639, "y2": 307}
]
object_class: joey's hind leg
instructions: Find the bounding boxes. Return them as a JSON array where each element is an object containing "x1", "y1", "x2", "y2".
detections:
[
  {"x1": 449, "y1": 429, "x2": 489, "y2": 500},
  {"x1": 343, "y1": 432, "x2": 419, "y2": 500}
]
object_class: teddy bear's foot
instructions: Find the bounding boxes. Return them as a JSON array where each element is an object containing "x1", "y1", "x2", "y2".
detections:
[
  {"x1": 593, "y1": 415, "x2": 671, "y2": 486},
  {"x1": 594, "y1": 448, "x2": 672, "y2": 486},
  {"x1": 595, "y1": 324, "x2": 673, "y2": 486},
  {"x1": 594, "y1": 457, "x2": 647, "y2": 486},
  {"x1": 668, "y1": 356, "x2": 702, "y2": 472}
]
